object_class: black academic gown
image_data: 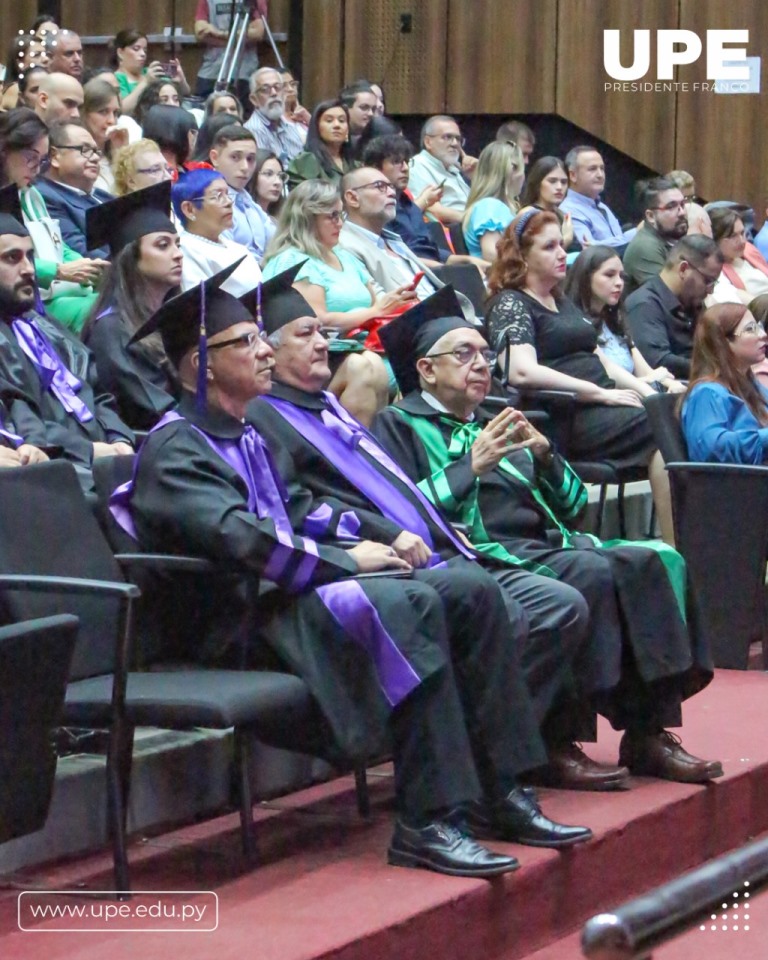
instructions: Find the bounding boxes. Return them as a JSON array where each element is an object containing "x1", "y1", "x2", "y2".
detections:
[
  {"x1": 84, "y1": 307, "x2": 178, "y2": 430},
  {"x1": 372, "y1": 392, "x2": 713, "y2": 732},
  {"x1": 0, "y1": 313, "x2": 134, "y2": 477},
  {"x1": 130, "y1": 393, "x2": 544, "y2": 815}
]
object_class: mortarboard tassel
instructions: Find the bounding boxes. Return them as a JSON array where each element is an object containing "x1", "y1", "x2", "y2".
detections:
[
  {"x1": 256, "y1": 281, "x2": 263, "y2": 333},
  {"x1": 196, "y1": 279, "x2": 208, "y2": 412}
]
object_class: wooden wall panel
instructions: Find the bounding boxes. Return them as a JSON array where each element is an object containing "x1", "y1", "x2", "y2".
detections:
[
  {"x1": 302, "y1": 0, "x2": 343, "y2": 107},
  {"x1": 447, "y1": 0, "x2": 556, "y2": 114},
  {"x1": 343, "y1": 0, "x2": 447, "y2": 115},
  {"x1": 677, "y1": 0, "x2": 768, "y2": 212},
  {"x1": 556, "y1": 0, "x2": 678, "y2": 173}
]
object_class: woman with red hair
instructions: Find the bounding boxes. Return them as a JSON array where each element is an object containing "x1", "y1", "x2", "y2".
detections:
[
  {"x1": 682, "y1": 302, "x2": 768, "y2": 462},
  {"x1": 486, "y1": 208, "x2": 673, "y2": 542}
]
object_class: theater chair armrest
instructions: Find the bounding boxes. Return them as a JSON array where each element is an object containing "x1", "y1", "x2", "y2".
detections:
[
  {"x1": 0, "y1": 573, "x2": 140, "y2": 600},
  {"x1": 115, "y1": 553, "x2": 217, "y2": 576},
  {"x1": 666, "y1": 461, "x2": 768, "y2": 478}
]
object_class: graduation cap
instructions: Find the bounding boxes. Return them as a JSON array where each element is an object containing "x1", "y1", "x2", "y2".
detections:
[
  {"x1": 378, "y1": 285, "x2": 474, "y2": 395},
  {"x1": 0, "y1": 184, "x2": 29, "y2": 238},
  {"x1": 85, "y1": 181, "x2": 175, "y2": 257},
  {"x1": 239, "y1": 261, "x2": 315, "y2": 335},
  {"x1": 131, "y1": 259, "x2": 252, "y2": 407}
]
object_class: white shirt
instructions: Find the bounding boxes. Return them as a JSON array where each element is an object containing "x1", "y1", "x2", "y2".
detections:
[{"x1": 179, "y1": 230, "x2": 263, "y2": 297}]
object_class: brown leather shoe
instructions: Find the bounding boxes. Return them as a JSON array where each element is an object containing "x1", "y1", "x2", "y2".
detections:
[
  {"x1": 619, "y1": 730, "x2": 724, "y2": 783},
  {"x1": 526, "y1": 742, "x2": 630, "y2": 791}
]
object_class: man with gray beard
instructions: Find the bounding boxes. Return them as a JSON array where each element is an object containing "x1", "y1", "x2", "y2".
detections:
[{"x1": 244, "y1": 67, "x2": 304, "y2": 165}]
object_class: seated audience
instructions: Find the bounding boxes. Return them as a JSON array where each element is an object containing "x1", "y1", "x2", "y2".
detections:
[
  {"x1": 370, "y1": 81, "x2": 386, "y2": 117},
  {"x1": 495, "y1": 119, "x2": 536, "y2": 166},
  {"x1": 666, "y1": 169, "x2": 698, "y2": 203},
  {"x1": 83, "y1": 182, "x2": 181, "y2": 428},
  {"x1": 112, "y1": 138, "x2": 173, "y2": 196},
  {"x1": 559, "y1": 146, "x2": 636, "y2": 250},
  {"x1": 262, "y1": 180, "x2": 406, "y2": 423},
  {"x1": 565, "y1": 245, "x2": 684, "y2": 393},
  {"x1": 339, "y1": 80, "x2": 378, "y2": 147},
  {"x1": 191, "y1": 112, "x2": 241, "y2": 164},
  {"x1": 208, "y1": 124, "x2": 274, "y2": 260},
  {"x1": 708, "y1": 207, "x2": 768, "y2": 307},
  {"x1": 372, "y1": 289, "x2": 719, "y2": 785},
  {"x1": 351, "y1": 114, "x2": 401, "y2": 165},
  {"x1": 753, "y1": 205, "x2": 768, "y2": 261},
  {"x1": 81, "y1": 78, "x2": 123, "y2": 193},
  {"x1": 0, "y1": 110, "x2": 105, "y2": 332},
  {"x1": 462, "y1": 140, "x2": 525, "y2": 260},
  {"x1": 43, "y1": 29, "x2": 84, "y2": 81},
  {"x1": 686, "y1": 201, "x2": 712, "y2": 238},
  {"x1": 35, "y1": 119, "x2": 114, "y2": 258},
  {"x1": 748, "y1": 294, "x2": 768, "y2": 387},
  {"x1": 244, "y1": 67, "x2": 305, "y2": 166},
  {"x1": 518, "y1": 156, "x2": 574, "y2": 248},
  {"x1": 363, "y1": 134, "x2": 487, "y2": 271},
  {"x1": 338, "y1": 166, "x2": 477, "y2": 320},
  {"x1": 134, "y1": 79, "x2": 182, "y2": 127},
  {"x1": 622, "y1": 178, "x2": 689, "y2": 294},
  {"x1": 625, "y1": 236, "x2": 724, "y2": 378},
  {"x1": 34, "y1": 72, "x2": 83, "y2": 125},
  {"x1": 0, "y1": 202, "x2": 133, "y2": 489},
  {"x1": 278, "y1": 67, "x2": 310, "y2": 128},
  {"x1": 409, "y1": 115, "x2": 476, "y2": 225},
  {"x1": 17, "y1": 65, "x2": 49, "y2": 112},
  {"x1": 172, "y1": 167, "x2": 261, "y2": 296},
  {"x1": 287, "y1": 98, "x2": 355, "y2": 190},
  {"x1": 111, "y1": 29, "x2": 187, "y2": 116},
  {"x1": 682, "y1": 302, "x2": 768, "y2": 463},
  {"x1": 203, "y1": 89, "x2": 242, "y2": 120},
  {"x1": 249, "y1": 149, "x2": 285, "y2": 223},
  {"x1": 1, "y1": 35, "x2": 48, "y2": 111},
  {"x1": 140, "y1": 104, "x2": 198, "y2": 180},
  {"x1": 486, "y1": 209, "x2": 674, "y2": 543},
  {"x1": 121, "y1": 268, "x2": 587, "y2": 878}
]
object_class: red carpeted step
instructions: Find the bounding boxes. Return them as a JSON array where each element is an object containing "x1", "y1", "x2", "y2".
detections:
[{"x1": 1, "y1": 669, "x2": 768, "y2": 960}]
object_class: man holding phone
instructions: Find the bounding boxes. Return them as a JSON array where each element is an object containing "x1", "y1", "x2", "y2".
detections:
[
  {"x1": 408, "y1": 115, "x2": 478, "y2": 225},
  {"x1": 338, "y1": 166, "x2": 478, "y2": 321}
]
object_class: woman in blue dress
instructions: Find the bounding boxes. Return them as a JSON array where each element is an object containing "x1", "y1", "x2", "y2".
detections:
[
  {"x1": 461, "y1": 140, "x2": 525, "y2": 261},
  {"x1": 682, "y1": 302, "x2": 768, "y2": 463}
]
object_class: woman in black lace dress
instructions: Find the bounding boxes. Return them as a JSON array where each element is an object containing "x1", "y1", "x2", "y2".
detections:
[{"x1": 486, "y1": 209, "x2": 673, "y2": 542}]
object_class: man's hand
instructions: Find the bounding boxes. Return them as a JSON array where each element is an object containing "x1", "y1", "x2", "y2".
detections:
[
  {"x1": 460, "y1": 152, "x2": 479, "y2": 177},
  {"x1": 470, "y1": 407, "x2": 519, "y2": 475},
  {"x1": 0, "y1": 447, "x2": 21, "y2": 468},
  {"x1": 92, "y1": 441, "x2": 134, "y2": 459},
  {"x1": 504, "y1": 410, "x2": 552, "y2": 460},
  {"x1": 347, "y1": 540, "x2": 412, "y2": 573},
  {"x1": 414, "y1": 183, "x2": 444, "y2": 211},
  {"x1": 56, "y1": 258, "x2": 107, "y2": 286},
  {"x1": 17, "y1": 444, "x2": 48, "y2": 465},
  {"x1": 391, "y1": 531, "x2": 432, "y2": 567}
]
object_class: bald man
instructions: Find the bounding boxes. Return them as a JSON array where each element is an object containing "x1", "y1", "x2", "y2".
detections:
[{"x1": 35, "y1": 72, "x2": 84, "y2": 125}]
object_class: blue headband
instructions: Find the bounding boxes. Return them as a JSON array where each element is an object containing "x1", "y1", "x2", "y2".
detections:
[{"x1": 513, "y1": 207, "x2": 539, "y2": 240}]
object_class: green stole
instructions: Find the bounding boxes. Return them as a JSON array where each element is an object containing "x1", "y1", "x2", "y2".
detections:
[{"x1": 391, "y1": 407, "x2": 687, "y2": 619}]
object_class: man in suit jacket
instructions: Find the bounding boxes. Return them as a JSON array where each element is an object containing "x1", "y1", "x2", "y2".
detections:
[
  {"x1": 36, "y1": 120, "x2": 112, "y2": 259},
  {"x1": 338, "y1": 166, "x2": 477, "y2": 322}
]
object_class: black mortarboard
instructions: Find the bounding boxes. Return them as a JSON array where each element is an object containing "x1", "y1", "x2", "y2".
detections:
[
  {"x1": 130, "y1": 259, "x2": 250, "y2": 369},
  {"x1": 0, "y1": 184, "x2": 29, "y2": 238},
  {"x1": 85, "y1": 181, "x2": 175, "y2": 257},
  {"x1": 245, "y1": 261, "x2": 316, "y2": 335},
  {"x1": 378, "y1": 285, "x2": 473, "y2": 395}
]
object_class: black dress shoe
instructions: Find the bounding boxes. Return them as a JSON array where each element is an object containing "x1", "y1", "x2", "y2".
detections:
[
  {"x1": 464, "y1": 786, "x2": 593, "y2": 848},
  {"x1": 388, "y1": 819, "x2": 520, "y2": 877}
]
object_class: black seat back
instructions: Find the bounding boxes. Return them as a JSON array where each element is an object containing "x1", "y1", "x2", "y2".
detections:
[
  {"x1": 643, "y1": 392, "x2": 688, "y2": 462},
  {"x1": 0, "y1": 462, "x2": 124, "y2": 680},
  {"x1": 0, "y1": 614, "x2": 78, "y2": 842},
  {"x1": 432, "y1": 263, "x2": 488, "y2": 319}
]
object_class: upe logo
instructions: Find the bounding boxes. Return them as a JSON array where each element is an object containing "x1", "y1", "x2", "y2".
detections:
[{"x1": 604, "y1": 30, "x2": 750, "y2": 81}]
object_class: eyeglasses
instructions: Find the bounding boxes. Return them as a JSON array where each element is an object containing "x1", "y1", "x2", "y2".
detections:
[
  {"x1": 255, "y1": 83, "x2": 283, "y2": 96},
  {"x1": 20, "y1": 149, "x2": 44, "y2": 170},
  {"x1": 208, "y1": 330, "x2": 266, "y2": 352},
  {"x1": 191, "y1": 190, "x2": 233, "y2": 206},
  {"x1": 320, "y1": 210, "x2": 344, "y2": 223},
  {"x1": 260, "y1": 169, "x2": 289, "y2": 182},
  {"x1": 432, "y1": 133, "x2": 465, "y2": 147},
  {"x1": 685, "y1": 261, "x2": 720, "y2": 289},
  {"x1": 652, "y1": 200, "x2": 687, "y2": 212},
  {"x1": 282, "y1": 80, "x2": 299, "y2": 90},
  {"x1": 426, "y1": 345, "x2": 493, "y2": 366},
  {"x1": 135, "y1": 162, "x2": 174, "y2": 177},
  {"x1": 730, "y1": 321, "x2": 766, "y2": 338},
  {"x1": 351, "y1": 180, "x2": 394, "y2": 195},
  {"x1": 52, "y1": 143, "x2": 102, "y2": 159}
]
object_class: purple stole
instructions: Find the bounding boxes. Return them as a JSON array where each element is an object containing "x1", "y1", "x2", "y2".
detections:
[
  {"x1": 109, "y1": 409, "x2": 423, "y2": 707},
  {"x1": 12, "y1": 318, "x2": 94, "y2": 424},
  {"x1": 263, "y1": 391, "x2": 475, "y2": 563}
]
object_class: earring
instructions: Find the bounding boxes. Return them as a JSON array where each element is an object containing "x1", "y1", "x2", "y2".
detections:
[{"x1": 188, "y1": 214, "x2": 196, "y2": 221}]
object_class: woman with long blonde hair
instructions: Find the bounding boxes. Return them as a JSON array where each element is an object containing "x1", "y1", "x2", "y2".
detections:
[{"x1": 461, "y1": 139, "x2": 525, "y2": 260}]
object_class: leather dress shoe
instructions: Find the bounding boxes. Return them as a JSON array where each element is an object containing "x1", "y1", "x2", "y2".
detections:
[
  {"x1": 464, "y1": 786, "x2": 592, "y2": 848},
  {"x1": 388, "y1": 819, "x2": 519, "y2": 877},
  {"x1": 527, "y1": 743, "x2": 630, "y2": 791},
  {"x1": 619, "y1": 730, "x2": 724, "y2": 783}
]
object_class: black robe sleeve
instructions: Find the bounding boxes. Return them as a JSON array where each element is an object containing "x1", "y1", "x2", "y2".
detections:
[{"x1": 132, "y1": 419, "x2": 360, "y2": 589}]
